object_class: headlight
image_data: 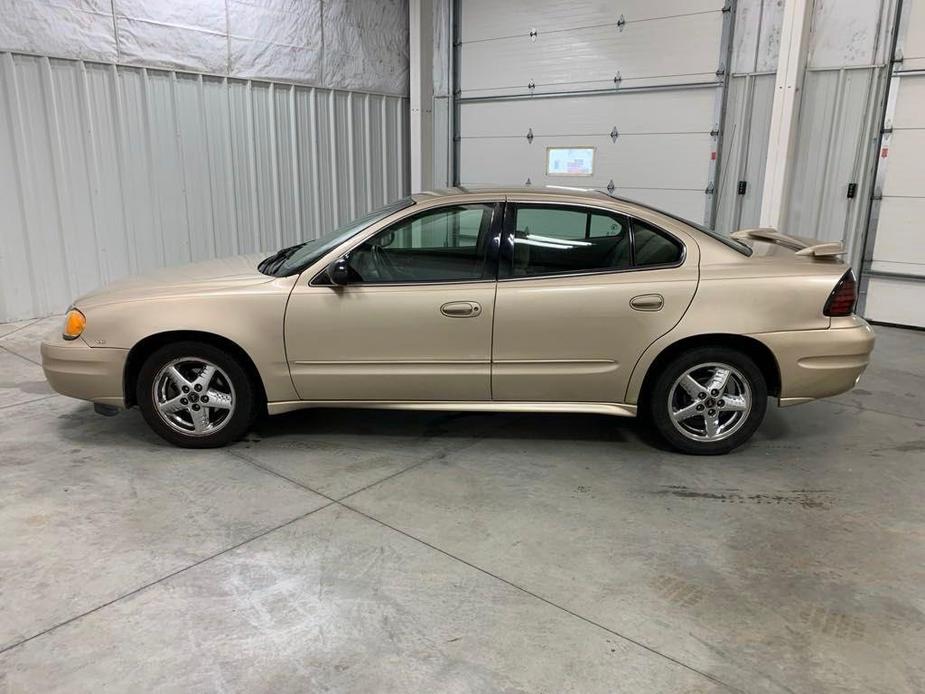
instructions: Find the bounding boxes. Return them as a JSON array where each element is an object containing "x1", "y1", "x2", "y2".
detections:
[{"x1": 63, "y1": 308, "x2": 86, "y2": 340}]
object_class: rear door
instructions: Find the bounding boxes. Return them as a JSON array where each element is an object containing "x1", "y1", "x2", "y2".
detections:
[{"x1": 491, "y1": 200, "x2": 699, "y2": 403}]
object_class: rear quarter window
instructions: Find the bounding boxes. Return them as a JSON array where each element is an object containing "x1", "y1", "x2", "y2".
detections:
[{"x1": 632, "y1": 220, "x2": 683, "y2": 266}]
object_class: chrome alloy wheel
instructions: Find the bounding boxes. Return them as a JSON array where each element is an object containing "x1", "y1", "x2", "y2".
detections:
[
  {"x1": 668, "y1": 362, "x2": 752, "y2": 443},
  {"x1": 152, "y1": 357, "x2": 236, "y2": 436}
]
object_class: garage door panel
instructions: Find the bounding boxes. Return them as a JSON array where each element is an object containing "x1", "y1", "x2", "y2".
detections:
[
  {"x1": 612, "y1": 188, "x2": 706, "y2": 221},
  {"x1": 902, "y1": 0, "x2": 925, "y2": 59},
  {"x1": 461, "y1": 0, "x2": 723, "y2": 42},
  {"x1": 865, "y1": 277, "x2": 925, "y2": 327},
  {"x1": 892, "y1": 74, "x2": 925, "y2": 129},
  {"x1": 871, "y1": 197, "x2": 925, "y2": 269},
  {"x1": 865, "y1": 5, "x2": 925, "y2": 327},
  {"x1": 459, "y1": 90, "x2": 715, "y2": 138},
  {"x1": 880, "y1": 130, "x2": 925, "y2": 197},
  {"x1": 460, "y1": 134, "x2": 709, "y2": 190},
  {"x1": 460, "y1": 12, "x2": 722, "y2": 96}
]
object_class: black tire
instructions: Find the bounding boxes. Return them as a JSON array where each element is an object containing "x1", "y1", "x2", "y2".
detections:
[
  {"x1": 647, "y1": 346, "x2": 767, "y2": 455},
  {"x1": 137, "y1": 341, "x2": 258, "y2": 448}
]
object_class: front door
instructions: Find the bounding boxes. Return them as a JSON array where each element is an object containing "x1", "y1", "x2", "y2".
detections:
[
  {"x1": 491, "y1": 202, "x2": 698, "y2": 403},
  {"x1": 284, "y1": 202, "x2": 501, "y2": 401}
]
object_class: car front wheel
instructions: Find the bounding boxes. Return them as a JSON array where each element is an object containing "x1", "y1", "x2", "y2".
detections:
[
  {"x1": 137, "y1": 341, "x2": 257, "y2": 448},
  {"x1": 648, "y1": 347, "x2": 767, "y2": 455}
]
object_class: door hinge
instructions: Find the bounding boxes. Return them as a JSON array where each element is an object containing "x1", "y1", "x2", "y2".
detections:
[
  {"x1": 607, "y1": 179, "x2": 616, "y2": 194},
  {"x1": 737, "y1": 180, "x2": 747, "y2": 195},
  {"x1": 529, "y1": 27, "x2": 538, "y2": 41},
  {"x1": 613, "y1": 72, "x2": 622, "y2": 87},
  {"x1": 705, "y1": 182, "x2": 715, "y2": 195},
  {"x1": 526, "y1": 127, "x2": 534, "y2": 143},
  {"x1": 617, "y1": 14, "x2": 626, "y2": 31},
  {"x1": 610, "y1": 127, "x2": 619, "y2": 142}
]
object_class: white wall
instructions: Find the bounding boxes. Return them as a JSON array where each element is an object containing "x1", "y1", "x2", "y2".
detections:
[{"x1": 0, "y1": 0, "x2": 409, "y2": 96}]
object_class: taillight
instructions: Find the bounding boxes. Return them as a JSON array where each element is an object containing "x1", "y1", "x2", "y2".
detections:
[{"x1": 824, "y1": 269, "x2": 857, "y2": 317}]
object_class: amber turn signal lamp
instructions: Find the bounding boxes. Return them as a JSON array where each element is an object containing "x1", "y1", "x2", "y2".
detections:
[{"x1": 63, "y1": 308, "x2": 86, "y2": 340}]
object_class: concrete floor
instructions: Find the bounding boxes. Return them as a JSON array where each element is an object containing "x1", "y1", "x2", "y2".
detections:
[{"x1": 0, "y1": 317, "x2": 923, "y2": 693}]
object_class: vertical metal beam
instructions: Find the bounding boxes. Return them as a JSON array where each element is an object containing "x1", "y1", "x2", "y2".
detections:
[
  {"x1": 450, "y1": 0, "x2": 461, "y2": 186},
  {"x1": 759, "y1": 0, "x2": 813, "y2": 229},
  {"x1": 410, "y1": 0, "x2": 434, "y2": 192},
  {"x1": 705, "y1": 0, "x2": 737, "y2": 228}
]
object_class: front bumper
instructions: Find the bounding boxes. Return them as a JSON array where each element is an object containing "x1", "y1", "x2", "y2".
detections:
[
  {"x1": 753, "y1": 317, "x2": 876, "y2": 406},
  {"x1": 41, "y1": 334, "x2": 128, "y2": 408}
]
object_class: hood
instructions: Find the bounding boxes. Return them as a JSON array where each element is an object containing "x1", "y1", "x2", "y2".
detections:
[{"x1": 75, "y1": 253, "x2": 274, "y2": 309}]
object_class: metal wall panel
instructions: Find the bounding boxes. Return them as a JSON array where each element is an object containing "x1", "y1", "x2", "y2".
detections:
[
  {"x1": 0, "y1": 52, "x2": 409, "y2": 322},
  {"x1": 713, "y1": 72, "x2": 775, "y2": 233},
  {"x1": 729, "y1": 0, "x2": 784, "y2": 74},
  {"x1": 783, "y1": 66, "x2": 887, "y2": 254}
]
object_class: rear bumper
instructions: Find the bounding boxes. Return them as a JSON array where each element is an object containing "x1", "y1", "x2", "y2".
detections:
[
  {"x1": 41, "y1": 336, "x2": 128, "y2": 408},
  {"x1": 752, "y1": 317, "x2": 875, "y2": 405}
]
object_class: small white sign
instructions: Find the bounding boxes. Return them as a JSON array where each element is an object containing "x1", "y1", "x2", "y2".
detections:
[{"x1": 546, "y1": 147, "x2": 595, "y2": 176}]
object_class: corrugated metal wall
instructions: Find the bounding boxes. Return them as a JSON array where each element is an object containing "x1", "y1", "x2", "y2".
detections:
[
  {"x1": 0, "y1": 52, "x2": 409, "y2": 322},
  {"x1": 715, "y1": 0, "x2": 895, "y2": 262}
]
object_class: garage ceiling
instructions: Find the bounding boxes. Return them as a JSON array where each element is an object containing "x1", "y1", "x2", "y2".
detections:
[{"x1": 455, "y1": 0, "x2": 731, "y2": 223}]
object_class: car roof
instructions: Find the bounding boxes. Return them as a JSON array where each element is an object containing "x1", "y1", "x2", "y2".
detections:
[{"x1": 410, "y1": 185, "x2": 615, "y2": 203}]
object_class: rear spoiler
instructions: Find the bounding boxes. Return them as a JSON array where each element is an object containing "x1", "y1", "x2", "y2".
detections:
[{"x1": 730, "y1": 228, "x2": 845, "y2": 258}]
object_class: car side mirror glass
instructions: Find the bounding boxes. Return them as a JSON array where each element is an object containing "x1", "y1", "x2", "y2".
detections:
[{"x1": 326, "y1": 257, "x2": 350, "y2": 286}]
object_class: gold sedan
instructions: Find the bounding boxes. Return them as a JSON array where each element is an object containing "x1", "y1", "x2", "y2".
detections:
[{"x1": 41, "y1": 187, "x2": 874, "y2": 454}]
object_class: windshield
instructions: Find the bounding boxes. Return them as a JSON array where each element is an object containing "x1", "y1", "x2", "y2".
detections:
[{"x1": 258, "y1": 197, "x2": 415, "y2": 276}]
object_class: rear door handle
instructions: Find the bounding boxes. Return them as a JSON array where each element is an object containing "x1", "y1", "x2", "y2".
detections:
[
  {"x1": 441, "y1": 301, "x2": 482, "y2": 317},
  {"x1": 630, "y1": 294, "x2": 664, "y2": 311}
]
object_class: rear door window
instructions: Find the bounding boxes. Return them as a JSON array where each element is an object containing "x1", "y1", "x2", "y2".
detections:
[{"x1": 505, "y1": 205, "x2": 632, "y2": 277}]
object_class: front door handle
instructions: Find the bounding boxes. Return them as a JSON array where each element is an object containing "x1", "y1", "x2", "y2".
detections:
[
  {"x1": 441, "y1": 301, "x2": 482, "y2": 317},
  {"x1": 630, "y1": 294, "x2": 664, "y2": 311}
]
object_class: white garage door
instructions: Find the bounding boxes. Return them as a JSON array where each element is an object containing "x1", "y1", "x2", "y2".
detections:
[
  {"x1": 456, "y1": 0, "x2": 731, "y2": 224},
  {"x1": 864, "y1": 0, "x2": 925, "y2": 328}
]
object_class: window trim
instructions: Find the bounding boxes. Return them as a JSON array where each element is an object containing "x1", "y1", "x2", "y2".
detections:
[
  {"x1": 310, "y1": 202, "x2": 503, "y2": 287},
  {"x1": 499, "y1": 202, "x2": 687, "y2": 282}
]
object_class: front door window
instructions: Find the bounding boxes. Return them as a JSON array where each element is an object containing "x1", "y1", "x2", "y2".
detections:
[{"x1": 348, "y1": 204, "x2": 496, "y2": 283}]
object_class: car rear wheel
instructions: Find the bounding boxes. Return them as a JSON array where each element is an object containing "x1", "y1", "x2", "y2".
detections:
[
  {"x1": 648, "y1": 347, "x2": 767, "y2": 455},
  {"x1": 137, "y1": 341, "x2": 257, "y2": 448}
]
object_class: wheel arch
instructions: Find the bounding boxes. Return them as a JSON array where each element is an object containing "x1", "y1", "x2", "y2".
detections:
[
  {"x1": 633, "y1": 333, "x2": 781, "y2": 408},
  {"x1": 123, "y1": 330, "x2": 268, "y2": 410}
]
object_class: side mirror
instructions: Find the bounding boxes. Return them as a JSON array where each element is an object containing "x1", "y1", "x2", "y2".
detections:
[{"x1": 325, "y1": 257, "x2": 350, "y2": 286}]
